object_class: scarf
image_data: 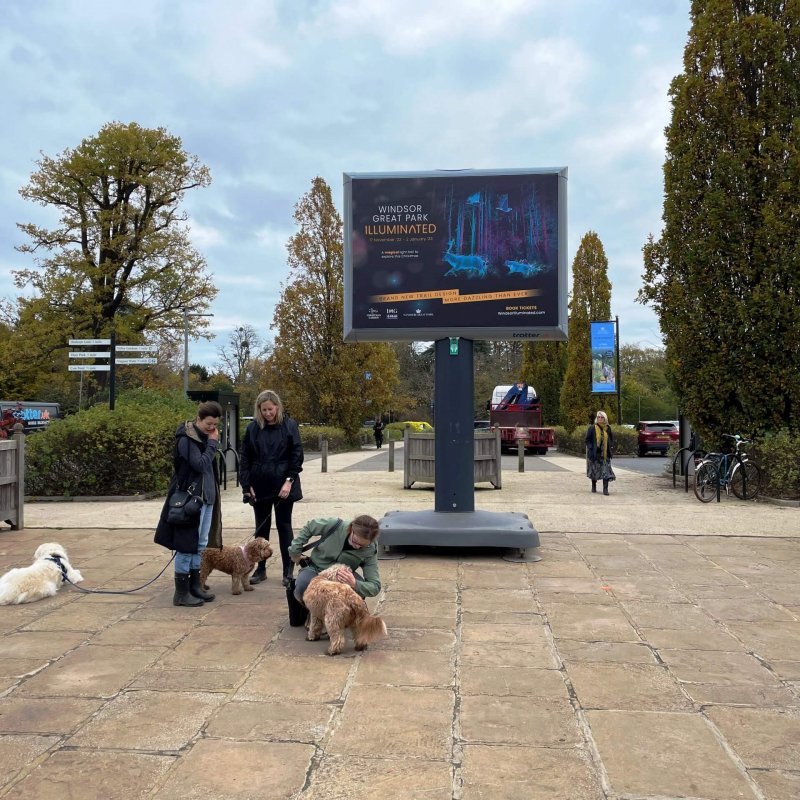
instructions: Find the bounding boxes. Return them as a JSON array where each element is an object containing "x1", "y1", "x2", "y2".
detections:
[{"x1": 594, "y1": 423, "x2": 608, "y2": 461}]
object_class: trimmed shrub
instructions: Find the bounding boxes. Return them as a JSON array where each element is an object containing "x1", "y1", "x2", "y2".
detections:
[
  {"x1": 25, "y1": 390, "x2": 196, "y2": 497},
  {"x1": 751, "y1": 429, "x2": 800, "y2": 501},
  {"x1": 299, "y1": 426, "x2": 351, "y2": 453},
  {"x1": 554, "y1": 424, "x2": 637, "y2": 457}
]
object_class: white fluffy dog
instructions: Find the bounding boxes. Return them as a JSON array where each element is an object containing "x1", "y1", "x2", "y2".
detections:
[{"x1": 0, "y1": 542, "x2": 84, "y2": 605}]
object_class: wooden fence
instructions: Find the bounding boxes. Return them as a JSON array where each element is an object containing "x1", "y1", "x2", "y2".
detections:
[
  {"x1": 403, "y1": 427, "x2": 502, "y2": 489},
  {"x1": 0, "y1": 423, "x2": 25, "y2": 530}
]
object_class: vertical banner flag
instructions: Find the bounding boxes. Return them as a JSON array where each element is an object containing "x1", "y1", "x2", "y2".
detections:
[{"x1": 590, "y1": 320, "x2": 617, "y2": 394}]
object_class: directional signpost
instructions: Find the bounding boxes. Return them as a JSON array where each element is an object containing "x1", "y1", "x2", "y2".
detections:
[{"x1": 67, "y1": 338, "x2": 159, "y2": 409}]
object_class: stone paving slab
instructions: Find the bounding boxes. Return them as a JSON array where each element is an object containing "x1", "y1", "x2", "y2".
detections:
[{"x1": 0, "y1": 448, "x2": 798, "y2": 798}]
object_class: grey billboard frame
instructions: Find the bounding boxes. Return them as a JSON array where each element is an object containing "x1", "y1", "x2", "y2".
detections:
[{"x1": 343, "y1": 167, "x2": 568, "y2": 342}]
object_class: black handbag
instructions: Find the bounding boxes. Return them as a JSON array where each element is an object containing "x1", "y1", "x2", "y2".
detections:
[
  {"x1": 166, "y1": 483, "x2": 203, "y2": 525},
  {"x1": 286, "y1": 518, "x2": 342, "y2": 627}
]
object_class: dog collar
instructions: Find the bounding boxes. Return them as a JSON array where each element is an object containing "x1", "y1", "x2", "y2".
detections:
[
  {"x1": 239, "y1": 545, "x2": 252, "y2": 573},
  {"x1": 46, "y1": 555, "x2": 68, "y2": 582}
]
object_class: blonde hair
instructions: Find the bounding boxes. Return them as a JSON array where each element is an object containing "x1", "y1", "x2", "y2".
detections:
[
  {"x1": 254, "y1": 390, "x2": 284, "y2": 428},
  {"x1": 595, "y1": 411, "x2": 609, "y2": 424}
]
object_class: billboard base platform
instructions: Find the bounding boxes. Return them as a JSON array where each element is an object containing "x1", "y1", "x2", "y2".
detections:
[{"x1": 377, "y1": 509, "x2": 541, "y2": 562}]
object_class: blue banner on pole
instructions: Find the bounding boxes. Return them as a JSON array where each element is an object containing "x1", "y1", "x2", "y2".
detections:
[{"x1": 590, "y1": 320, "x2": 617, "y2": 393}]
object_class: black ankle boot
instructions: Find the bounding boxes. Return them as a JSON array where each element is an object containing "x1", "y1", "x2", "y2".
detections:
[
  {"x1": 173, "y1": 573, "x2": 204, "y2": 606},
  {"x1": 250, "y1": 560, "x2": 267, "y2": 585},
  {"x1": 282, "y1": 565, "x2": 294, "y2": 588},
  {"x1": 189, "y1": 569, "x2": 215, "y2": 602},
  {"x1": 603, "y1": 481, "x2": 610, "y2": 496},
  {"x1": 591, "y1": 481, "x2": 597, "y2": 493}
]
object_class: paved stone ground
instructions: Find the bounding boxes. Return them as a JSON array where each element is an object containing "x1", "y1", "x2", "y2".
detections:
[{"x1": 0, "y1": 451, "x2": 798, "y2": 799}]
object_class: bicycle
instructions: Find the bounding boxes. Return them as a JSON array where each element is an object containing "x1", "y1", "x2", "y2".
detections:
[{"x1": 693, "y1": 434, "x2": 762, "y2": 502}]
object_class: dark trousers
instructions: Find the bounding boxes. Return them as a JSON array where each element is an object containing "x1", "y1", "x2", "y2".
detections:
[
  {"x1": 252, "y1": 498, "x2": 295, "y2": 577},
  {"x1": 293, "y1": 564, "x2": 320, "y2": 603}
]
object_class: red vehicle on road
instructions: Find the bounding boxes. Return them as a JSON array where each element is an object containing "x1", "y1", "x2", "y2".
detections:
[
  {"x1": 488, "y1": 384, "x2": 554, "y2": 455},
  {"x1": 636, "y1": 420, "x2": 679, "y2": 457}
]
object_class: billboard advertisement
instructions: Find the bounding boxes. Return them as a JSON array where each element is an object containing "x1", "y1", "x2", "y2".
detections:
[
  {"x1": 590, "y1": 320, "x2": 617, "y2": 394},
  {"x1": 343, "y1": 169, "x2": 567, "y2": 342}
]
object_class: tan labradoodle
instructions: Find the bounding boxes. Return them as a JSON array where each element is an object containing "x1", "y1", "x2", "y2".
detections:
[{"x1": 199, "y1": 539, "x2": 273, "y2": 595}]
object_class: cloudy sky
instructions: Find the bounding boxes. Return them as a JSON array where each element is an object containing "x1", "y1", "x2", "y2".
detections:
[{"x1": 0, "y1": 0, "x2": 691, "y2": 368}]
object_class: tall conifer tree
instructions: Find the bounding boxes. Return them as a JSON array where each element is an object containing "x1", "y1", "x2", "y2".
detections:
[
  {"x1": 560, "y1": 231, "x2": 613, "y2": 429},
  {"x1": 640, "y1": 0, "x2": 800, "y2": 437}
]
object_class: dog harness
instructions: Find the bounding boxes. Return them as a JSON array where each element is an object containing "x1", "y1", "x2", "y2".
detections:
[
  {"x1": 239, "y1": 545, "x2": 252, "y2": 573},
  {"x1": 46, "y1": 554, "x2": 68, "y2": 583}
]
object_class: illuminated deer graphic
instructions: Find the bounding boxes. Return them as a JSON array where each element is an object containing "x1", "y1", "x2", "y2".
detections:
[
  {"x1": 443, "y1": 240, "x2": 488, "y2": 278},
  {"x1": 505, "y1": 260, "x2": 548, "y2": 278}
]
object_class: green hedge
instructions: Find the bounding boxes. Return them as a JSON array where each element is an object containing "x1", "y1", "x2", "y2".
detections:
[
  {"x1": 553, "y1": 425, "x2": 637, "y2": 457},
  {"x1": 751, "y1": 429, "x2": 800, "y2": 501},
  {"x1": 25, "y1": 390, "x2": 196, "y2": 497},
  {"x1": 299, "y1": 426, "x2": 352, "y2": 453}
]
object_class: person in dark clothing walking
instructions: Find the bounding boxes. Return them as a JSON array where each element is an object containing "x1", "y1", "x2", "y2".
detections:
[
  {"x1": 154, "y1": 401, "x2": 223, "y2": 607},
  {"x1": 585, "y1": 410, "x2": 616, "y2": 495},
  {"x1": 239, "y1": 390, "x2": 304, "y2": 587},
  {"x1": 373, "y1": 418, "x2": 384, "y2": 449}
]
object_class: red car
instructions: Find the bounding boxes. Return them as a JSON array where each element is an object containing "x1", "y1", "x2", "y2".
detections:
[{"x1": 636, "y1": 421, "x2": 679, "y2": 457}]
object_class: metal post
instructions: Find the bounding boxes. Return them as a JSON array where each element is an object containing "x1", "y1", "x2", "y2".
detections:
[
  {"x1": 321, "y1": 439, "x2": 328, "y2": 473},
  {"x1": 518, "y1": 439, "x2": 525, "y2": 472},
  {"x1": 434, "y1": 337, "x2": 474, "y2": 512},
  {"x1": 109, "y1": 330, "x2": 116, "y2": 411},
  {"x1": 183, "y1": 307, "x2": 189, "y2": 394},
  {"x1": 615, "y1": 316, "x2": 622, "y2": 424},
  {"x1": 388, "y1": 440, "x2": 395, "y2": 472}
]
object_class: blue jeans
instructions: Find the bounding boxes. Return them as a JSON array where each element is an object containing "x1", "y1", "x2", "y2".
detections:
[{"x1": 175, "y1": 503, "x2": 212, "y2": 573}]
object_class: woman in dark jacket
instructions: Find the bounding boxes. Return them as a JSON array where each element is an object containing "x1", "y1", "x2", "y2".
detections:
[
  {"x1": 155, "y1": 401, "x2": 223, "y2": 606},
  {"x1": 239, "y1": 390, "x2": 304, "y2": 586},
  {"x1": 585, "y1": 410, "x2": 616, "y2": 495}
]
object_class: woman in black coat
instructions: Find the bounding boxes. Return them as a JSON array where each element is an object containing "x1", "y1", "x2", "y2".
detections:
[
  {"x1": 239, "y1": 390, "x2": 304, "y2": 586},
  {"x1": 154, "y1": 400, "x2": 223, "y2": 606},
  {"x1": 585, "y1": 410, "x2": 616, "y2": 495}
]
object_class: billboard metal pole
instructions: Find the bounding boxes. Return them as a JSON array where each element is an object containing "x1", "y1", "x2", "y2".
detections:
[{"x1": 434, "y1": 337, "x2": 474, "y2": 513}]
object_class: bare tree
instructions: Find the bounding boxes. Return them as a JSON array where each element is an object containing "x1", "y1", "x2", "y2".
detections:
[{"x1": 215, "y1": 324, "x2": 269, "y2": 386}]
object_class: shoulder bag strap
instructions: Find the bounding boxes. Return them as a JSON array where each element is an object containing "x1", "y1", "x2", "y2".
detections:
[{"x1": 300, "y1": 518, "x2": 343, "y2": 553}]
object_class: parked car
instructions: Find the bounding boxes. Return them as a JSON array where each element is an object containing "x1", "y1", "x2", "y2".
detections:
[
  {"x1": 403, "y1": 421, "x2": 433, "y2": 432},
  {"x1": 636, "y1": 420, "x2": 679, "y2": 456},
  {"x1": 473, "y1": 420, "x2": 491, "y2": 429}
]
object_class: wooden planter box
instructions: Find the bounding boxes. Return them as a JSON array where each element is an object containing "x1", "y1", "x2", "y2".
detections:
[{"x1": 403, "y1": 427, "x2": 502, "y2": 489}]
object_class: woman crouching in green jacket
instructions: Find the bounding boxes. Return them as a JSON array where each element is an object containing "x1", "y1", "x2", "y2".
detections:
[{"x1": 289, "y1": 515, "x2": 381, "y2": 604}]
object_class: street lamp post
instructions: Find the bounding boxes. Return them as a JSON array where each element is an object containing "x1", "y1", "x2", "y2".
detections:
[{"x1": 183, "y1": 308, "x2": 214, "y2": 393}]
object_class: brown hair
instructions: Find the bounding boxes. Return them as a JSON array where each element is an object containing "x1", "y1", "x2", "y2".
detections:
[
  {"x1": 197, "y1": 401, "x2": 223, "y2": 420},
  {"x1": 254, "y1": 390, "x2": 284, "y2": 428},
  {"x1": 351, "y1": 514, "x2": 380, "y2": 542}
]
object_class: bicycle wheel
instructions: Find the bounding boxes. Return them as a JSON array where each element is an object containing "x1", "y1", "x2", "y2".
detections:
[
  {"x1": 731, "y1": 461, "x2": 762, "y2": 500},
  {"x1": 694, "y1": 461, "x2": 719, "y2": 502}
]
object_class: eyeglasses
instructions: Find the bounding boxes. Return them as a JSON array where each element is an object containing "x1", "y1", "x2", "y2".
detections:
[{"x1": 349, "y1": 531, "x2": 372, "y2": 547}]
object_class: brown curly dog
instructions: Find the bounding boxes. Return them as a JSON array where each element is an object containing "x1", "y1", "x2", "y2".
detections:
[
  {"x1": 200, "y1": 539, "x2": 273, "y2": 595},
  {"x1": 304, "y1": 565, "x2": 387, "y2": 656}
]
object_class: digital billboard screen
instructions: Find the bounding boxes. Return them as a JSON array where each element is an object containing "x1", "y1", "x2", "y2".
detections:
[{"x1": 343, "y1": 169, "x2": 567, "y2": 342}]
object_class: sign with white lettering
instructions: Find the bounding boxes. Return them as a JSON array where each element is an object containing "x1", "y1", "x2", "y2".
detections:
[
  {"x1": 69, "y1": 338, "x2": 111, "y2": 345},
  {"x1": 68, "y1": 352, "x2": 110, "y2": 358},
  {"x1": 116, "y1": 345, "x2": 158, "y2": 352},
  {"x1": 68, "y1": 364, "x2": 111, "y2": 372},
  {"x1": 115, "y1": 358, "x2": 158, "y2": 365}
]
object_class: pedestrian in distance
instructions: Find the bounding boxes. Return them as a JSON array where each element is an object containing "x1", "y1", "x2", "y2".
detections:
[
  {"x1": 585, "y1": 410, "x2": 616, "y2": 495},
  {"x1": 155, "y1": 401, "x2": 223, "y2": 606},
  {"x1": 239, "y1": 390, "x2": 304, "y2": 587},
  {"x1": 373, "y1": 418, "x2": 384, "y2": 449}
]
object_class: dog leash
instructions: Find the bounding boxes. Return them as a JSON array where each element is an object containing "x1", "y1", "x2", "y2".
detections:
[{"x1": 48, "y1": 553, "x2": 177, "y2": 595}]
